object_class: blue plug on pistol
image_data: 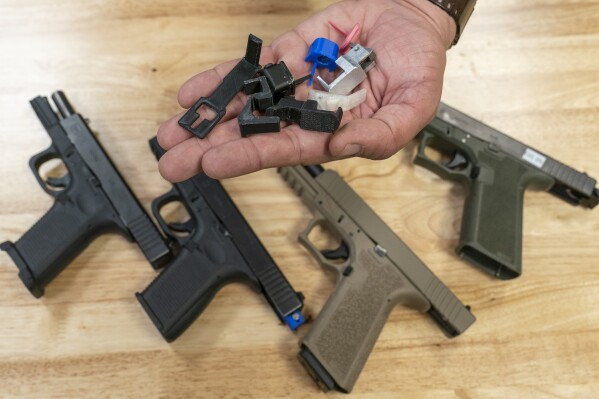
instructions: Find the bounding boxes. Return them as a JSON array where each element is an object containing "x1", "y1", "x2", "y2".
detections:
[
  {"x1": 305, "y1": 38, "x2": 339, "y2": 85},
  {"x1": 284, "y1": 310, "x2": 306, "y2": 331}
]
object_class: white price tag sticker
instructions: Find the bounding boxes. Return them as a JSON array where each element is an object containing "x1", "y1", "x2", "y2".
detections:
[{"x1": 522, "y1": 148, "x2": 547, "y2": 168}]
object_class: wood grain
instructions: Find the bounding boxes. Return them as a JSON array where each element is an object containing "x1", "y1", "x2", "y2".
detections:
[{"x1": 0, "y1": 1, "x2": 598, "y2": 397}]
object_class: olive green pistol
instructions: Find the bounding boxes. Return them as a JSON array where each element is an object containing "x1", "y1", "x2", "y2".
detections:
[
  {"x1": 278, "y1": 165, "x2": 475, "y2": 393},
  {"x1": 415, "y1": 103, "x2": 598, "y2": 279}
]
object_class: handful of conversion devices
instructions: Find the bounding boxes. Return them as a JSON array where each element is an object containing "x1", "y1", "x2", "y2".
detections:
[{"x1": 2, "y1": 32, "x2": 597, "y2": 394}]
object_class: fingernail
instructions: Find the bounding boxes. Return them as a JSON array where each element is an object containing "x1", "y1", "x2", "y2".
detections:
[{"x1": 340, "y1": 144, "x2": 362, "y2": 157}]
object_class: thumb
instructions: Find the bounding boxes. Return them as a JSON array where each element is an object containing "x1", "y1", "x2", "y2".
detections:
[{"x1": 329, "y1": 104, "x2": 435, "y2": 159}]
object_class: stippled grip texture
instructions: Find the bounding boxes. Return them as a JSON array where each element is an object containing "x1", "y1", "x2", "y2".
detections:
[
  {"x1": 3, "y1": 196, "x2": 121, "y2": 297},
  {"x1": 137, "y1": 245, "x2": 259, "y2": 342},
  {"x1": 458, "y1": 151, "x2": 554, "y2": 279},
  {"x1": 301, "y1": 249, "x2": 424, "y2": 392}
]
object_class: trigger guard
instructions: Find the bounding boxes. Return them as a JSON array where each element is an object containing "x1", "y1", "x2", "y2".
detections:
[
  {"x1": 415, "y1": 135, "x2": 473, "y2": 182},
  {"x1": 151, "y1": 189, "x2": 187, "y2": 244},
  {"x1": 298, "y1": 214, "x2": 348, "y2": 276},
  {"x1": 28, "y1": 147, "x2": 65, "y2": 196}
]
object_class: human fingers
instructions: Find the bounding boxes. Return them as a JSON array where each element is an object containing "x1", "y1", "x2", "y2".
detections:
[
  {"x1": 156, "y1": 111, "x2": 192, "y2": 150},
  {"x1": 177, "y1": 46, "x2": 276, "y2": 108},
  {"x1": 329, "y1": 100, "x2": 437, "y2": 159},
  {"x1": 157, "y1": 118, "x2": 243, "y2": 182},
  {"x1": 174, "y1": 47, "x2": 277, "y2": 132},
  {"x1": 200, "y1": 127, "x2": 336, "y2": 179}
]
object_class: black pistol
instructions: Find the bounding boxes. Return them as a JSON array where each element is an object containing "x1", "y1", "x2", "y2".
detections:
[
  {"x1": 1, "y1": 91, "x2": 171, "y2": 297},
  {"x1": 136, "y1": 138, "x2": 305, "y2": 341}
]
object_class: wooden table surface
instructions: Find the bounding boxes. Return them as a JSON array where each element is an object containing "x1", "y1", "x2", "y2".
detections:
[{"x1": 1, "y1": 1, "x2": 598, "y2": 397}]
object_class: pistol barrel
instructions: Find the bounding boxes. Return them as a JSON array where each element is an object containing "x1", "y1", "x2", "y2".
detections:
[
  {"x1": 51, "y1": 91, "x2": 75, "y2": 119},
  {"x1": 304, "y1": 164, "x2": 324, "y2": 177}
]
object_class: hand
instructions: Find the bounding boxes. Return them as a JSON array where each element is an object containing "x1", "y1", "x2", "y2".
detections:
[{"x1": 157, "y1": 0, "x2": 456, "y2": 181}]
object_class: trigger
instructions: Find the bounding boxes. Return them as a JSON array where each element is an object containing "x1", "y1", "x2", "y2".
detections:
[
  {"x1": 321, "y1": 241, "x2": 350, "y2": 261},
  {"x1": 445, "y1": 151, "x2": 468, "y2": 170},
  {"x1": 168, "y1": 219, "x2": 195, "y2": 234},
  {"x1": 46, "y1": 175, "x2": 71, "y2": 188}
]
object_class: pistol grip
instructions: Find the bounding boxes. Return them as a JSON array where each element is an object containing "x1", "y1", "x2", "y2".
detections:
[
  {"x1": 136, "y1": 246, "x2": 260, "y2": 341},
  {"x1": 299, "y1": 250, "x2": 429, "y2": 392},
  {"x1": 458, "y1": 154, "x2": 554, "y2": 279},
  {"x1": 1, "y1": 197, "x2": 125, "y2": 297}
]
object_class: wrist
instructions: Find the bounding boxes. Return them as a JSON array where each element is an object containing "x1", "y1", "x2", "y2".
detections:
[{"x1": 403, "y1": 0, "x2": 457, "y2": 49}]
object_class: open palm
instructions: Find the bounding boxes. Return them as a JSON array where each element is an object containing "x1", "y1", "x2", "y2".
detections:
[{"x1": 157, "y1": 0, "x2": 455, "y2": 181}]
